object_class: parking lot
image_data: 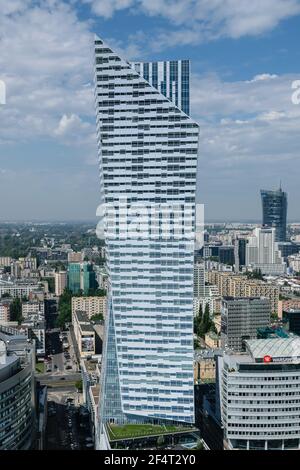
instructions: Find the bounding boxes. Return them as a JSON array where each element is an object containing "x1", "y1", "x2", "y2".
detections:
[{"x1": 44, "y1": 329, "x2": 78, "y2": 374}]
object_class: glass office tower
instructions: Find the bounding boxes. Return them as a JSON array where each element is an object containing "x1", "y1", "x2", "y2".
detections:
[
  {"x1": 68, "y1": 262, "x2": 81, "y2": 294},
  {"x1": 261, "y1": 187, "x2": 288, "y2": 242},
  {"x1": 94, "y1": 36, "x2": 199, "y2": 435},
  {"x1": 132, "y1": 60, "x2": 190, "y2": 116}
]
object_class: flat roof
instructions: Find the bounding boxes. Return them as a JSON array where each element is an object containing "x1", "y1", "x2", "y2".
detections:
[
  {"x1": 80, "y1": 324, "x2": 95, "y2": 333},
  {"x1": 75, "y1": 311, "x2": 89, "y2": 322}
]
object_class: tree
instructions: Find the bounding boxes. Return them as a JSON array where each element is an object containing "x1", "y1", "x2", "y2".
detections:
[
  {"x1": 10, "y1": 298, "x2": 22, "y2": 324},
  {"x1": 1, "y1": 293, "x2": 11, "y2": 299},
  {"x1": 90, "y1": 313, "x2": 104, "y2": 322},
  {"x1": 75, "y1": 380, "x2": 83, "y2": 392},
  {"x1": 198, "y1": 303, "x2": 203, "y2": 322},
  {"x1": 202, "y1": 303, "x2": 210, "y2": 330},
  {"x1": 247, "y1": 268, "x2": 263, "y2": 280},
  {"x1": 194, "y1": 313, "x2": 201, "y2": 335},
  {"x1": 56, "y1": 288, "x2": 72, "y2": 328},
  {"x1": 197, "y1": 303, "x2": 210, "y2": 337},
  {"x1": 87, "y1": 288, "x2": 106, "y2": 297}
]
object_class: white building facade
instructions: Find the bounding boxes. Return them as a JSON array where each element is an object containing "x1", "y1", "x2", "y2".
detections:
[
  {"x1": 220, "y1": 337, "x2": 300, "y2": 450},
  {"x1": 246, "y1": 227, "x2": 286, "y2": 275},
  {"x1": 94, "y1": 36, "x2": 199, "y2": 432}
]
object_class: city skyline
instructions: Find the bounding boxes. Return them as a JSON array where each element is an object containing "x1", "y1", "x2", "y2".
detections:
[{"x1": 0, "y1": 1, "x2": 300, "y2": 220}]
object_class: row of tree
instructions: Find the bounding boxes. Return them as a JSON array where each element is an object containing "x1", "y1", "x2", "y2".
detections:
[
  {"x1": 56, "y1": 288, "x2": 72, "y2": 328},
  {"x1": 246, "y1": 268, "x2": 263, "y2": 280},
  {"x1": 194, "y1": 303, "x2": 217, "y2": 339}
]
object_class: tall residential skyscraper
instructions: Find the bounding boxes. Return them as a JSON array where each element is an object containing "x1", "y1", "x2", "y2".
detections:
[
  {"x1": 132, "y1": 60, "x2": 190, "y2": 115},
  {"x1": 94, "y1": 36, "x2": 199, "y2": 437},
  {"x1": 261, "y1": 187, "x2": 288, "y2": 242}
]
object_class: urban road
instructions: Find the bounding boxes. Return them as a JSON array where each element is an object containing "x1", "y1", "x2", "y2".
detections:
[{"x1": 39, "y1": 327, "x2": 94, "y2": 450}]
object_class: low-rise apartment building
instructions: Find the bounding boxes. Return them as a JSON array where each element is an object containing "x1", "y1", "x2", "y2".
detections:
[
  {"x1": 71, "y1": 296, "x2": 106, "y2": 320},
  {"x1": 206, "y1": 271, "x2": 279, "y2": 315},
  {"x1": 0, "y1": 300, "x2": 11, "y2": 322},
  {"x1": 22, "y1": 301, "x2": 45, "y2": 319}
]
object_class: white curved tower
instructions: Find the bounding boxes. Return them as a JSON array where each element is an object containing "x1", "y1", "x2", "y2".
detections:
[{"x1": 94, "y1": 35, "x2": 200, "y2": 437}]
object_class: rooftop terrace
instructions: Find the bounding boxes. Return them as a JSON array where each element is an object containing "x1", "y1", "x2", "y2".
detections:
[{"x1": 106, "y1": 423, "x2": 197, "y2": 441}]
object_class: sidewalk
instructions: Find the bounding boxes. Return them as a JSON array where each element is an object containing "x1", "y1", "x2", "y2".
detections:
[{"x1": 67, "y1": 326, "x2": 81, "y2": 371}]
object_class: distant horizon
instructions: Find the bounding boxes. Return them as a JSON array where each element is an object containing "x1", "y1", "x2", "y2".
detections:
[{"x1": 1, "y1": 219, "x2": 300, "y2": 225}]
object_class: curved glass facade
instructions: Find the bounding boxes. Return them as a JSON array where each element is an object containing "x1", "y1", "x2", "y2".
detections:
[{"x1": 0, "y1": 360, "x2": 34, "y2": 450}]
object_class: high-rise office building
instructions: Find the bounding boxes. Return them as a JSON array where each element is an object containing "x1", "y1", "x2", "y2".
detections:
[
  {"x1": 194, "y1": 262, "x2": 206, "y2": 298},
  {"x1": 219, "y1": 246, "x2": 235, "y2": 266},
  {"x1": 234, "y1": 238, "x2": 247, "y2": 272},
  {"x1": 221, "y1": 297, "x2": 270, "y2": 352},
  {"x1": 132, "y1": 60, "x2": 190, "y2": 115},
  {"x1": 80, "y1": 263, "x2": 97, "y2": 295},
  {"x1": 68, "y1": 263, "x2": 81, "y2": 294},
  {"x1": 94, "y1": 36, "x2": 199, "y2": 437},
  {"x1": 68, "y1": 262, "x2": 97, "y2": 295},
  {"x1": 246, "y1": 227, "x2": 286, "y2": 275},
  {"x1": 261, "y1": 187, "x2": 288, "y2": 242}
]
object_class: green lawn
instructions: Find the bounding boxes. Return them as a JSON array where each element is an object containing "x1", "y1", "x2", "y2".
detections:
[
  {"x1": 35, "y1": 362, "x2": 45, "y2": 374},
  {"x1": 107, "y1": 423, "x2": 193, "y2": 440}
]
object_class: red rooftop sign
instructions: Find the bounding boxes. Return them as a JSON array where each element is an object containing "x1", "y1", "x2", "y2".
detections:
[{"x1": 263, "y1": 355, "x2": 273, "y2": 363}]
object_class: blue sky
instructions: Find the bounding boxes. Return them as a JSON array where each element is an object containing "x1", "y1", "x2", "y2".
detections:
[{"x1": 0, "y1": 0, "x2": 300, "y2": 221}]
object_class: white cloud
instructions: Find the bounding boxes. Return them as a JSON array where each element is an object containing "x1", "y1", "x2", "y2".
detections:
[
  {"x1": 0, "y1": 0, "x2": 31, "y2": 15},
  {"x1": 84, "y1": 0, "x2": 300, "y2": 49},
  {"x1": 248, "y1": 74, "x2": 278, "y2": 83},
  {"x1": 54, "y1": 113, "x2": 95, "y2": 146},
  {"x1": 0, "y1": 1, "x2": 95, "y2": 145},
  {"x1": 189, "y1": 71, "x2": 300, "y2": 217},
  {"x1": 190, "y1": 73, "x2": 298, "y2": 120},
  {"x1": 258, "y1": 110, "x2": 286, "y2": 121},
  {"x1": 84, "y1": 0, "x2": 135, "y2": 18}
]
